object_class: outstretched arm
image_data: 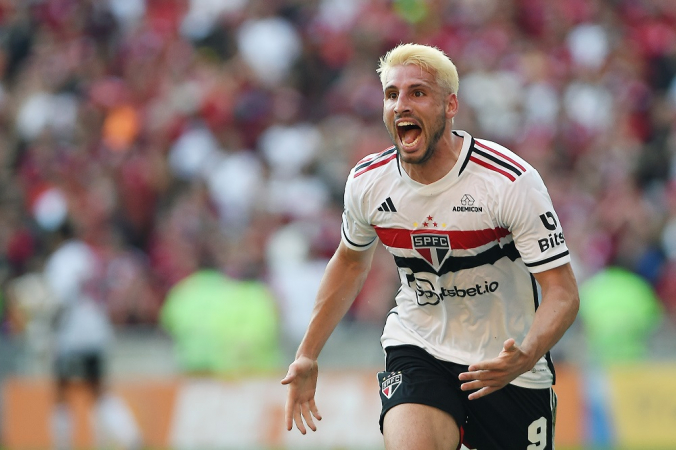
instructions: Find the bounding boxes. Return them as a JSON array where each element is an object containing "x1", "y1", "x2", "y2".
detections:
[
  {"x1": 281, "y1": 240, "x2": 377, "y2": 433},
  {"x1": 459, "y1": 263, "x2": 579, "y2": 399}
]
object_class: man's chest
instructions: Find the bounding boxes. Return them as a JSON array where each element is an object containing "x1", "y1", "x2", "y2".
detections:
[{"x1": 367, "y1": 184, "x2": 498, "y2": 233}]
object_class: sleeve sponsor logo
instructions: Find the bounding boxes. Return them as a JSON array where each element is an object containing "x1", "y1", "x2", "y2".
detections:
[
  {"x1": 538, "y1": 232, "x2": 565, "y2": 252},
  {"x1": 539, "y1": 212, "x2": 557, "y2": 230},
  {"x1": 538, "y1": 211, "x2": 565, "y2": 252}
]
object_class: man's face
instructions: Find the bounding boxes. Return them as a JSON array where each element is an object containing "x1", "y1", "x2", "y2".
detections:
[{"x1": 382, "y1": 64, "x2": 452, "y2": 165}]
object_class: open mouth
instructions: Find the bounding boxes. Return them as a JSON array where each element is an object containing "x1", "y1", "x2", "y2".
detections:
[{"x1": 397, "y1": 121, "x2": 422, "y2": 148}]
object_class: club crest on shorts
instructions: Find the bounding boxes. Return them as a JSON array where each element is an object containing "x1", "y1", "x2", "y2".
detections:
[
  {"x1": 380, "y1": 372, "x2": 402, "y2": 399},
  {"x1": 412, "y1": 233, "x2": 451, "y2": 270}
]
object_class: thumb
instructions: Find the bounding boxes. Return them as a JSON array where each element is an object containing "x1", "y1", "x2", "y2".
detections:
[
  {"x1": 502, "y1": 338, "x2": 517, "y2": 352},
  {"x1": 281, "y1": 369, "x2": 295, "y2": 385}
]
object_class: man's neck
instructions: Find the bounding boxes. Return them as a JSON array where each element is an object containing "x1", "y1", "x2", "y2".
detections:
[{"x1": 403, "y1": 131, "x2": 464, "y2": 185}]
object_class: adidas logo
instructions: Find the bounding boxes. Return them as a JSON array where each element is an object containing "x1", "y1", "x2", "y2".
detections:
[{"x1": 378, "y1": 197, "x2": 397, "y2": 212}]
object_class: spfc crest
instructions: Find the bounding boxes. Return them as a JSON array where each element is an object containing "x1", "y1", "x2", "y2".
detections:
[
  {"x1": 412, "y1": 233, "x2": 451, "y2": 270},
  {"x1": 380, "y1": 372, "x2": 402, "y2": 399}
]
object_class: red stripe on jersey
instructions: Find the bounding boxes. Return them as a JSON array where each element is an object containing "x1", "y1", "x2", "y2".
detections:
[
  {"x1": 469, "y1": 156, "x2": 516, "y2": 181},
  {"x1": 475, "y1": 141, "x2": 526, "y2": 172},
  {"x1": 354, "y1": 153, "x2": 398, "y2": 178},
  {"x1": 356, "y1": 153, "x2": 378, "y2": 166},
  {"x1": 374, "y1": 226, "x2": 510, "y2": 250},
  {"x1": 355, "y1": 147, "x2": 395, "y2": 169}
]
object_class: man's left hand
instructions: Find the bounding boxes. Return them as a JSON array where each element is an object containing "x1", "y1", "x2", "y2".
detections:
[{"x1": 458, "y1": 338, "x2": 531, "y2": 400}]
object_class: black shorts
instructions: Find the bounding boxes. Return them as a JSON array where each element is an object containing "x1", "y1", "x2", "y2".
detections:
[
  {"x1": 378, "y1": 345, "x2": 557, "y2": 450},
  {"x1": 54, "y1": 351, "x2": 104, "y2": 384}
]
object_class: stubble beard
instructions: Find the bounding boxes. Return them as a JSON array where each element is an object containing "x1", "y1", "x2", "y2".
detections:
[{"x1": 389, "y1": 110, "x2": 447, "y2": 165}]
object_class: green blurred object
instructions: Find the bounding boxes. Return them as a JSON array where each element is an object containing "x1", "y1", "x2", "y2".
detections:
[
  {"x1": 160, "y1": 270, "x2": 282, "y2": 375},
  {"x1": 393, "y1": 0, "x2": 429, "y2": 24},
  {"x1": 579, "y1": 267, "x2": 663, "y2": 365}
]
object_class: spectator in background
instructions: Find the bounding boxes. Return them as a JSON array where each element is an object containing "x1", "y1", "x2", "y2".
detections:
[
  {"x1": 577, "y1": 265, "x2": 663, "y2": 447},
  {"x1": 579, "y1": 266, "x2": 663, "y2": 365},
  {"x1": 0, "y1": 0, "x2": 675, "y2": 371},
  {"x1": 159, "y1": 266, "x2": 282, "y2": 375},
  {"x1": 39, "y1": 234, "x2": 141, "y2": 450}
]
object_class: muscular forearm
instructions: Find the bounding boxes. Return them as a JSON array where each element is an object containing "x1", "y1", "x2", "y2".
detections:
[
  {"x1": 459, "y1": 263, "x2": 580, "y2": 400},
  {"x1": 521, "y1": 264, "x2": 580, "y2": 369},
  {"x1": 521, "y1": 290, "x2": 578, "y2": 369},
  {"x1": 295, "y1": 243, "x2": 375, "y2": 360}
]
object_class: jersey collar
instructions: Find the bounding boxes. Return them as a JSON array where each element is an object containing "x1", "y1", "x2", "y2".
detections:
[{"x1": 400, "y1": 130, "x2": 474, "y2": 194}]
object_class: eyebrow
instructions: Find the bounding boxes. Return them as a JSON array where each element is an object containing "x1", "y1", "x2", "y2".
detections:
[{"x1": 384, "y1": 82, "x2": 429, "y2": 92}]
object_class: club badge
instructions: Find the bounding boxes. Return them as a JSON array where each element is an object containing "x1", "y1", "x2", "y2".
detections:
[
  {"x1": 412, "y1": 233, "x2": 450, "y2": 270},
  {"x1": 380, "y1": 372, "x2": 403, "y2": 399}
]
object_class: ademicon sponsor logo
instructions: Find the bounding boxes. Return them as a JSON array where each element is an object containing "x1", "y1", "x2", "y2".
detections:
[{"x1": 452, "y1": 193, "x2": 482, "y2": 213}]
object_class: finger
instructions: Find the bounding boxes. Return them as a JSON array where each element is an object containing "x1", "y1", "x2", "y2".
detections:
[
  {"x1": 468, "y1": 386, "x2": 499, "y2": 400},
  {"x1": 293, "y1": 406, "x2": 307, "y2": 435},
  {"x1": 459, "y1": 368, "x2": 492, "y2": 380},
  {"x1": 462, "y1": 374, "x2": 508, "y2": 396},
  {"x1": 309, "y1": 399, "x2": 322, "y2": 421},
  {"x1": 284, "y1": 398, "x2": 295, "y2": 431},
  {"x1": 460, "y1": 365, "x2": 499, "y2": 378},
  {"x1": 466, "y1": 358, "x2": 499, "y2": 372},
  {"x1": 502, "y1": 338, "x2": 516, "y2": 352},
  {"x1": 281, "y1": 368, "x2": 296, "y2": 385},
  {"x1": 459, "y1": 371, "x2": 476, "y2": 381},
  {"x1": 460, "y1": 380, "x2": 483, "y2": 391},
  {"x1": 301, "y1": 404, "x2": 317, "y2": 432}
]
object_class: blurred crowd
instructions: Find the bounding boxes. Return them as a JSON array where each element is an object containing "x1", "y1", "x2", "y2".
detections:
[{"x1": 1, "y1": 0, "x2": 676, "y2": 353}]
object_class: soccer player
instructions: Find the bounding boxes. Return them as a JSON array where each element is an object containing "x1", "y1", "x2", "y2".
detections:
[{"x1": 282, "y1": 43, "x2": 579, "y2": 450}]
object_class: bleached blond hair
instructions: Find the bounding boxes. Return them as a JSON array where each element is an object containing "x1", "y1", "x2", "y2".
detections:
[{"x1": 377, "y1": 43, "x2": 459, "y2": 95}]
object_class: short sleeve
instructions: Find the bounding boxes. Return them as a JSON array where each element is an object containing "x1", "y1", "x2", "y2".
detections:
[
  {"x1": 499, "y1": 170, "x2": 571, "y2": 273},
  {"x1": 341, "y1": 172, "x2": 378, "y2": 251}
]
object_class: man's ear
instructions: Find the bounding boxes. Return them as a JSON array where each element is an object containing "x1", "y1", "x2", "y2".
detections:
[{"x1": 446, "y1": 92, "x2": 459, "y2": 119}]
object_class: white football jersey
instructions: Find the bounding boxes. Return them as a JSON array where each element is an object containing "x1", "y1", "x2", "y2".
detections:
[{"x1": 341, "y1": 130, "x2": 570, "y2": 388}]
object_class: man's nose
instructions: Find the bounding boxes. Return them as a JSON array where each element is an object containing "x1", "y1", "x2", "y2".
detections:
[{"x1": 394, "y1": 95, "x2": 410, "y2": 115}]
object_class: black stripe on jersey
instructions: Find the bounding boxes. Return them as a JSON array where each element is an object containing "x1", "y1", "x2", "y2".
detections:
[
  {"x1": 393, "y1": 241, "x2": 521, "y2": 276},
  {"x1": 524, "y1": 250, "x2": 569, "y2": 268},
  {"x1": 473, "y1": 148, "x2": 523, "y2": 178},
  {"x1": 354, "y1": 147, "x2": 397, "y2": 172},
  {"x1": 385, "y1": 301, "x2": 400, "y2": 324},
  {"x1": 545, "y1": 350, "x2": 556, "y2": 385},
  {"x1": 531, "y1": 274, "x2": 556, "y2": 384},
  {"x1": 530, "y1": 274, "x2": 539, "y2": 312},
  {"x1": 457, "y1": 136, "x2": 474, "y2": 177},
  {"x1": 342, "y1": 224, "x2": 376, "y2": 248}
]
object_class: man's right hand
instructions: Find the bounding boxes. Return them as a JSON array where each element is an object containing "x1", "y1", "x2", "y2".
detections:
[{"x1": 281, "y1": 355, "x2": 322, "y2": 434}]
